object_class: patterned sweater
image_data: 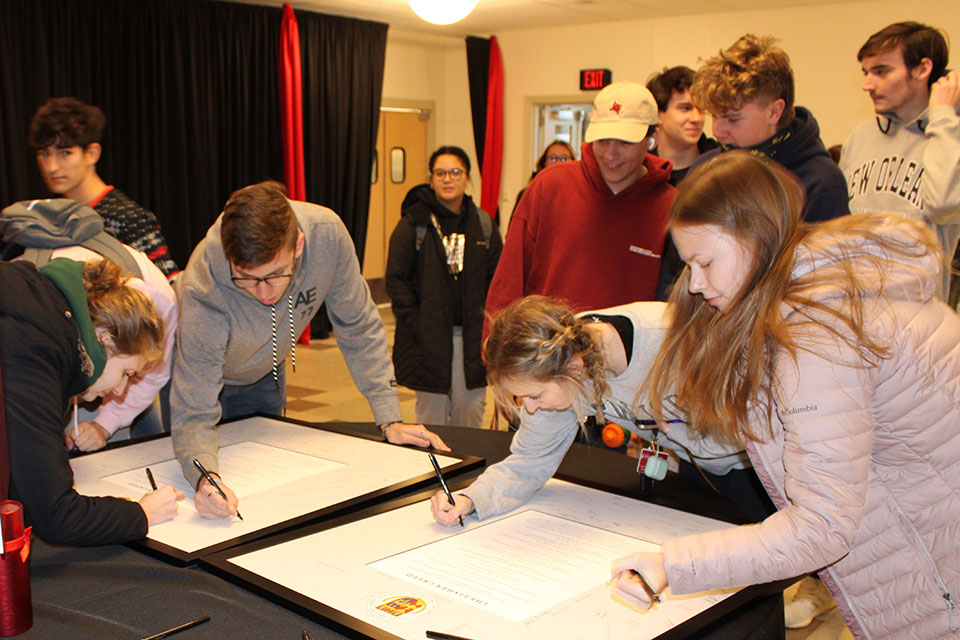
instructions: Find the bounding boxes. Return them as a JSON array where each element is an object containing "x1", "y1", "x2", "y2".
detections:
[{"x1": 91, "y1": 186, "x2": 179, "y2": 277}]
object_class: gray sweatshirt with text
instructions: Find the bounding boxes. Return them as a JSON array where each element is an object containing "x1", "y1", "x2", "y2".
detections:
[{"x1": 170, "y1": 200, "x2": 401, "y2": 487}]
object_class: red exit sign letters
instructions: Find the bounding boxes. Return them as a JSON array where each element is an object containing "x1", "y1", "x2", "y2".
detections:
[{"x1": 580, "y1": 68, "x2": 611, "y2": 91}]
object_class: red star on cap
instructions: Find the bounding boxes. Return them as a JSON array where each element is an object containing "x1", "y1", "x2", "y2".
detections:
[{"x1": 610, "y1": 100, "x2": 622, "y2": 114}]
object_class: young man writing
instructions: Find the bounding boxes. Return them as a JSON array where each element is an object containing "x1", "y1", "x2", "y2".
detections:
[{"x1": 170, "y1": 181, "x2": 446, "y2": 519}]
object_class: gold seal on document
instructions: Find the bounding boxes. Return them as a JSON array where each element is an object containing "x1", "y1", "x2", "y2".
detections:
[{"x1": 369, "y1": 594, "x2": 435, "y2": 619}]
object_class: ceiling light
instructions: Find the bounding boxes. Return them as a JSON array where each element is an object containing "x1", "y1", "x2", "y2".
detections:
[{"x1": 407, "y1": 0, "x2": 479, "y2": 25}]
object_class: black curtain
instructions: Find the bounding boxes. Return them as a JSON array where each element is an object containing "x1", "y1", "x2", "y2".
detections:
[
  {"x1": 465, "y1": 36, "x2": 491, "y2": 168},
  {"x1": 0, "y1": 0, "x2": 387, "y2": 270},
  {"x1": 0, "y1": 0, "x2": 284, "y2": 268},
  {"x1": 298, "y1": 11, "x2": 387, "y2": 267}
]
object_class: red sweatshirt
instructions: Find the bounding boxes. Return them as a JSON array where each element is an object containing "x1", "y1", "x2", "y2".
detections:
[{"x1": 485, "y1": 142, "x2": 674, "y2": 337}]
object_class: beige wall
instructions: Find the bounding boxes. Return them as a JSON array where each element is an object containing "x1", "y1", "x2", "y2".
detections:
[{"x1": 382, "y1": 0, "x2": 958, "y2": 229}]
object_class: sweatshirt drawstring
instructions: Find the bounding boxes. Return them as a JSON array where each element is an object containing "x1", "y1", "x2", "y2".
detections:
[{"x1": 271, "y1": 295, "x2": 295, "y2": 416}]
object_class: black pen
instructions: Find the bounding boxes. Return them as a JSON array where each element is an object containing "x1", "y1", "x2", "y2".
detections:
[
  {"x1": 428, "y1": 453, "x2": 463, "y2": 527},
  {"x1": 141, "y1": 615, "x2": 210, "y2": 640},
  {"x1": 630, "y1": 569, "x2": 662, "y2": 604},
  {"x1": 193, "y1": 458, "x2": 243, "y2": 520},
  {"x1": 146, "y1": 467, "x2": 158, "y2": 491},
  {"x1": 426, "y1": 631, "x2": 475, "y2": 640}
]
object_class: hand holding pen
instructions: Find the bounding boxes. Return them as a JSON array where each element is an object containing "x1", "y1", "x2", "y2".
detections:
[
  {"x1": 193, "y1": 459, "x2": 242, "y2": 521},
  {"x1": 138, "y1": 467, "x2": 184, "y2": 526},
  {"x1": 610, "y1": 552, "x2": 667, "y2": 609},
  {"x1": 427, "y1": 453, "x2": 463, "y2": 527}
]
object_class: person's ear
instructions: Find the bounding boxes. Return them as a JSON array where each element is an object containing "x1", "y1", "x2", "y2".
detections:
[
  {"x1": 84, "y1": 142, "x2": 102, "y2": 165},
  {"x1": 96, "y1": 327, "x2": 116, "y2": 349},
  {"x1": 566, "y1": 356, "x2": 586, "y2": 378},
  {"x1": 910, "y1": 58, "x2": 934, "y2": 84},
  {"x1": 767, "y1": 99, "x2": 786, "y2": 125},
  {"x1": 294, "y1": 230, "x2": 305, "y2": 260}
]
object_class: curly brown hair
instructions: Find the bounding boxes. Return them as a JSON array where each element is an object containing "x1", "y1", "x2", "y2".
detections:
[
  {"x1": 29, "y1": 97, "x2": 106, "y2": 150},
  {"x1": 691, "y1": 34, "x2": 795, "y2": 128},
  {"x1": 84, "y1": 259, "x2": 164, "y2": 366}
]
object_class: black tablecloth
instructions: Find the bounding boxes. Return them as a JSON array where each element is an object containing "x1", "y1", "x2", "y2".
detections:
[{"x1": 20, "y1": 421, "x2": 784, "y2": 639}]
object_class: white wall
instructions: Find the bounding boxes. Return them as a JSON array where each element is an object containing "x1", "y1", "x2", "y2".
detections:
[
  {"x1": 382, "y1": 0, "x2": 958, "y2": 227},
  {"x1": 382, "y1": 30, "x2": 480, "y2": 197}
]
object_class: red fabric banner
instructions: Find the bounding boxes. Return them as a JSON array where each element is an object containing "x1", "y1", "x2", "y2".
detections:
[
  {"x1": 280, "y1": 4, "x2": 310, "y2": 344},
  {"x1": 280, "y1": 4, "x2": 305, "y2": 202},
  {"x1": 480, "y1": 35, "x2": 503, "y2": 219}
]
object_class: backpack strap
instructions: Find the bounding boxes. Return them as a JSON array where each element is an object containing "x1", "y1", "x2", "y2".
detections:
[{"x1": 415, "y1": 224, "x2": 428, "y2": 251}]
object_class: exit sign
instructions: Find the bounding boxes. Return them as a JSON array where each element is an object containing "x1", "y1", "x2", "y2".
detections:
[{"x1": 580, "y1": 68, "x2": 611, "y2": 91}]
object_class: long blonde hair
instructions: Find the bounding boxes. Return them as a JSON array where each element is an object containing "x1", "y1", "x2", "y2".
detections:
[
  {"x1": 483, "y1": 296, "x2": 609, "y2": 424},
  {"x1": 84, "y1": 259, "x2": 164, "y2": 366},
  {"x1": 642, "y1": 151, "x2": 931, "y2": 444}
]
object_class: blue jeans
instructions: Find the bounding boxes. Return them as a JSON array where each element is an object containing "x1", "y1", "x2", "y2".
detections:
[{"x1": 160, "y1": 365, "x2": 286, "y2": 431}]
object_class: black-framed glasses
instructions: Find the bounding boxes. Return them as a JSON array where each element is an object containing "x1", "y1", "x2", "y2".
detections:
[
  {"x1": 548, "y1": 155, "x2": 572, "y2": 163},
  {"x1": 432, "y1": 168, "x2": 465, "y2": 180},
  {"x1": 230, "y1": 263, "x2": 295, "y2": 289}
]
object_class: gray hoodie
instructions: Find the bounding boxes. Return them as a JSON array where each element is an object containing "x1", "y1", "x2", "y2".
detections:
[
  {"x1": 840, "y1": 103, "x2": 960, "y2": 297},
  {"x1": 465, "y1": 301, "x2": 749, "y2": 521},
  {"x1": 171, "y1": 200, "x2": 401, "y2": 486}
]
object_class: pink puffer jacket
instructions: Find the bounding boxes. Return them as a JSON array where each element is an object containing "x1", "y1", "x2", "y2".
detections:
[{"x1": 662, "y1": 214, "x2": 960, "y2": 639}]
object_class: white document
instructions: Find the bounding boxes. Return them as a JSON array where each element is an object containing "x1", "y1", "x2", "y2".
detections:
[
  {"x1": 227, "y1": 479, "x2": 740, "y2": 639},
  {"x1": 102, "y1": 441, "x2": 342, "y2": 499},
  {"x1": 370, "y1": 510, "x2": 658, "y2": 622},
  {"x1": 71, "y1": 417, "x2": 460, "y2": 555}
]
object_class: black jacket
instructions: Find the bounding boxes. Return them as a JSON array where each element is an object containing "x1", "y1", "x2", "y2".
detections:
[
  {"x1": 386, "y1": 185, "x2": 502, "y2": 392},
  {"x1": 0, "y1": 261, "x2": 148, "y2": 545}
]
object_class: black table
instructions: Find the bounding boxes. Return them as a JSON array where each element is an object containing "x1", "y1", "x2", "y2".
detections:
[{"x1": 23, "y1": 421, "x2": 786, "y2": 639}]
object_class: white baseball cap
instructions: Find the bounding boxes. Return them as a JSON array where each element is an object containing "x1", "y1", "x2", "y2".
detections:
[{"x1": 585, "y1": 82, "x2": 659, "y2": 143}]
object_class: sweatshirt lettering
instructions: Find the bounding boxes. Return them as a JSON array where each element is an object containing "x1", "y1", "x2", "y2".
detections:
[{"x1": 847, "y1": 154, "x2": 924, "y2": 211}]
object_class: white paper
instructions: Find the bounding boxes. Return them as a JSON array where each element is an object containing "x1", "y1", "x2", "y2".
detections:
[
  {"x1": 370, "y1": 510, "x2": 659, "y2": 621},
  {"x1": 227, "y1": 479, "x2": 741, "y2": 639},
  {"x1": 102, "y1": 441, "x2": 342, "y2": 498},
  {"x1": 71, "y1": 417, "x2": 461, "y2": 554}
]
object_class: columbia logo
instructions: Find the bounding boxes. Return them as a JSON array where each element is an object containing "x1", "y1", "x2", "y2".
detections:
[{"x1": 629, "y1": 246, "x2": 660, "y2": 258}]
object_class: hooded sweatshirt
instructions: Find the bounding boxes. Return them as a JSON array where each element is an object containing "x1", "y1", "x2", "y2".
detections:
[
  {"x1": 695, "y1": 106, "x2": 850, "y2": 222},
  {"x1": 171, "y1": 200, "x2": 401, "y2": 487},
  {"x1": 840, "y1": 104, "x2": 960, "y2": 298},
  {"x1": 661, "y1": 214, "x2": 960, "y2": 640},
  {"x1": 485, "y1": 142, "x2": 675, "y2": 337}
]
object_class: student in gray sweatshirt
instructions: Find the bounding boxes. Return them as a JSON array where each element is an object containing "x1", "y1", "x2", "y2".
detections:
[
  {"x1": 171, "y1": 180, "x2": 447, "y2": 519},
  {"x1": 840, "y1": 22, "x2": 960, "y2": 301},
  {"x1": 430, "y1": 296, "x2": 751, "y2": 526}
]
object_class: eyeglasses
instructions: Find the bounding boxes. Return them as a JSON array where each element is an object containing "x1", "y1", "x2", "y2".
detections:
[
  {"x1": 548, "y1": 155, "x2": 572, "y2": 163},
  {"x1": 432, "y1": 168, "x2": 465, "y2": 180},
  {"x1": 230, "y1": 262, "x2": 295, "y2": 289}
]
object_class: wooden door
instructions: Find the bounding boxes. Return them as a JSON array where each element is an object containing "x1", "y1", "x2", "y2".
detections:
[{"x1": 363, "y1": 110, "x2": 428, "y2": 280}]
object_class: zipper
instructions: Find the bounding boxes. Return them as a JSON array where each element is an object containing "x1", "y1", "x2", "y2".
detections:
[{"x1": 890, "y1": 500, "x2": 957, "y2": 632}]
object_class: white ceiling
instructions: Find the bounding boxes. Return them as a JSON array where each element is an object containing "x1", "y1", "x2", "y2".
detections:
[{"x1": 249, "y1": 0, "x2": 858, "y2": 38}]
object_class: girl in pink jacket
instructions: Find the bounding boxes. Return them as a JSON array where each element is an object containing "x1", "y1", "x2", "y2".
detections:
[{"x1": 614, "y1": 151, "x2": 960, "y2": 639}]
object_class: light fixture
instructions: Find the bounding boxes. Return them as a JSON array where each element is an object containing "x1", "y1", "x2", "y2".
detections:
[{"x1": 407, "y1": 0, "x2": 479, "y2": 25}]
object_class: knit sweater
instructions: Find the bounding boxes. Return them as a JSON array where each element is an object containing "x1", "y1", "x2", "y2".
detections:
[{"x1": 91, "y1": 186, "x2": 179, "y2": 277}]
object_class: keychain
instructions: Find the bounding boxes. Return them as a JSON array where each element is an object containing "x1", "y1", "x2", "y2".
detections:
[{"x1": 637, "y1": 431, "x2": 669, "y2": 481}]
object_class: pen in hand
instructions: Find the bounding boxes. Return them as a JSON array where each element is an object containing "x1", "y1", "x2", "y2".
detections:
[
  {"x1": 428, "y1": 453, "x2": 463, "y2": 527},
  {"x1": 629, "y1": 569, "x2": 661, "y2": 605},
  {"x1": 146, "y1": 467, "x2": 158, "y2": 491},
  {"x1": 193, "y1": 458, "x2": 243, "y2": 520}
]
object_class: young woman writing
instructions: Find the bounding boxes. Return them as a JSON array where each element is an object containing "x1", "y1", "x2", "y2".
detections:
[{"x1": 612, "y1": 151, "x2": 960, "y2": 640}]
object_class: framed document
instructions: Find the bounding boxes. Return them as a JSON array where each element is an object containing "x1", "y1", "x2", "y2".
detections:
[
  {"x1": 203, "y1": 477, "x2": 772, "y2": 640},
  {"x1": 70, "y1": 416, "x2": 482, "y2": 565}
]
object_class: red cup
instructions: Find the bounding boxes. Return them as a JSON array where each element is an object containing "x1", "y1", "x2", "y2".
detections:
[{"x1": 0, "y1": 501, "x2": 32, "y2": 636}]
